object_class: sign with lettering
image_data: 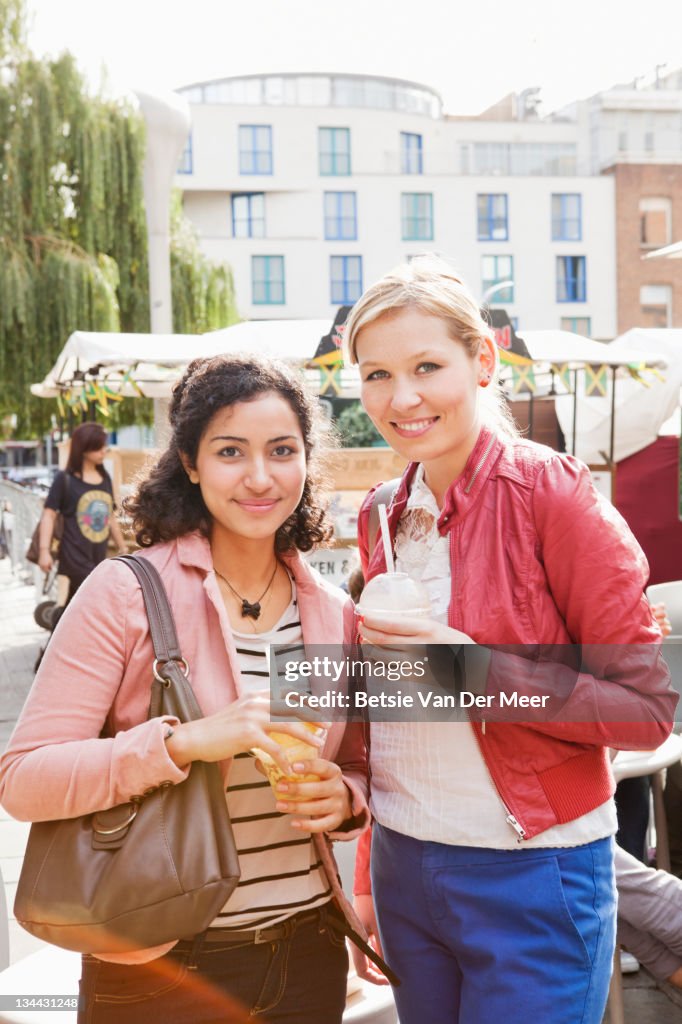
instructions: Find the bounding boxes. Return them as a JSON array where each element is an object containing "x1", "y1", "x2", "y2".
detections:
[{"x1": 305, "y1": 548, "x2": 357, "y2": 583}]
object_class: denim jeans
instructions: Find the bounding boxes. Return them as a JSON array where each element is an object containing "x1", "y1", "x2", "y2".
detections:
[
  {"x1": 372, "y1": 824, "x2": 616, "y2": 1024},
  {"x1": 77, "y1": 906, "x2": 349, "y2": 1024}
]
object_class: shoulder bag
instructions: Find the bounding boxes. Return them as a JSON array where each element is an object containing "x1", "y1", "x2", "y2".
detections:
[
  {"x1": 26, "y1": 473, "x2": 69, "y2": 566},
  {"x1": 14, "y1": 553, "x2": 241, "y2": 953}
]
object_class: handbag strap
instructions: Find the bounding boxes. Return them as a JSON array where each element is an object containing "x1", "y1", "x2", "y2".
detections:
[{"x1": 114, "y1": 554, "x2": 184, "y2": 664}]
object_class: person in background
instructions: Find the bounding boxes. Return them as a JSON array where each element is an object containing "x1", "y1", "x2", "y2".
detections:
[
  {"x1": 37, "y1": 421, "x2": 127, "y2": 605},
  {"x1": 343, "y1": 256, "x2": 676, "y2": 1024},
  {"x1": 616, "y1": 843, "x2": 682, "y2": 1000}
]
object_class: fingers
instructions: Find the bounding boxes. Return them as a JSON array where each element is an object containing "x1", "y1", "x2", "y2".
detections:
[
  {"x1": 273, "y1": 759, "x2": 340, "y2": 802},
  {"x1": 270, "y1": 696, "x2": 331, "y2": 728},
  {"x1": 360, "y1": 612, "x2": 426, "y2": 638},
  {"x1": 274, "y1": 760, "x2": 349, "y2": 830},
  {"x1": 350, "y1": 946, "x2": 390, "y2": 986},
  {"x1": 252, "y1": 736, "x2": 298, "y2": 776},
  {"x1": 287, "y1": 812, "x2": 346, "y2": 833}
]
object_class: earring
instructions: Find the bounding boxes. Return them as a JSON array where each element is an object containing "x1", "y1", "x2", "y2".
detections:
[{"x1": 480, "y1": 374, "x2": 492, "y2": 388}]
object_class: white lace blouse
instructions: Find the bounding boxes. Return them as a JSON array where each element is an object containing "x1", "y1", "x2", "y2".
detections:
[{"x1": 368, "y1": 465, "x2": 616, "y2": 849}]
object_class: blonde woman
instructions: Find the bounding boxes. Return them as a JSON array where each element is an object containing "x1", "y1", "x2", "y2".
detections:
[{"x1": 344, "y1": 257, "x2": 676, "y2": 1024}]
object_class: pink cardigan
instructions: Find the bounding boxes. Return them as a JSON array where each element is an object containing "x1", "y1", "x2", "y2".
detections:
[{"x1": 0, "y1": 532, "x2": 369, "y2": 962}]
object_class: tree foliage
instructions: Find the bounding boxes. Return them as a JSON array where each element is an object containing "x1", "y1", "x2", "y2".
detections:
[
  {"x1": 170, "y1": 192, "x2": 238, "y2": 335},
  {"x1": 0, "y1": 0, "x2": 236, "y2": 437},
  {"x1": 336, "y1": 402, "x2": 385, "y2": 448}
]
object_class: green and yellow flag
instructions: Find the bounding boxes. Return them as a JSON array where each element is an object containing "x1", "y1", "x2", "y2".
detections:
[{"x1": 584, "y1": 364, "x2": 608, "y2": 397}]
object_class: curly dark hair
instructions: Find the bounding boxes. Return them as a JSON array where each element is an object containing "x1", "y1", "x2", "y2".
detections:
[{"x1": 124, "y1": 355, "x2": 335, "y2": 552}]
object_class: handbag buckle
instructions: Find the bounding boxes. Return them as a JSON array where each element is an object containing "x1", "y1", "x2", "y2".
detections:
[
  {"x1": 92, "y1": 803, "x2": 139, "y2": 836},
  {"x1": 153, "y1": 657, "x2": 189, "y2": 684}
]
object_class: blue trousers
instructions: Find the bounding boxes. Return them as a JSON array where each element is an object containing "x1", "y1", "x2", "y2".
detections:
[{"x1": 372, "y1": 825, "x2": 616, "y2": 1024}]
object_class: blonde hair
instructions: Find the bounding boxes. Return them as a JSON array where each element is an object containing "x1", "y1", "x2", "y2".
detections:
[{"x1": 344, "y1": 255, "x2": 517, "y2": 437}]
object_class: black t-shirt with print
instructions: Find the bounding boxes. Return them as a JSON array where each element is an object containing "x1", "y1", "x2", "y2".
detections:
[{"x1": 45, "y1": 470, "x2": 115, "y2": 582}]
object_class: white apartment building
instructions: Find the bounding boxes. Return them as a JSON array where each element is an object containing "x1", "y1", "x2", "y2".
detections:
[{"x1": 175, "y1": 73, "x2": 617, "y2": 338}]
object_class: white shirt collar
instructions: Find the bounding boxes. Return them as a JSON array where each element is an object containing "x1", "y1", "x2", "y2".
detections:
[{"x1": 405, "y1": 464, "x2": 440, "y2": 519}]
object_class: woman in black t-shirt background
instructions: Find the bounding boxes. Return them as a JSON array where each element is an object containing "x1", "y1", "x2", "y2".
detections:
[{"x1": 38, "y1": 422, "x2": 127, "y2": 605}]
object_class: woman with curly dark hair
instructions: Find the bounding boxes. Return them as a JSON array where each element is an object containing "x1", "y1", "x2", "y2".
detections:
[{"x1": 0, "y1": 355, "x2": 370, "y2": 1024}]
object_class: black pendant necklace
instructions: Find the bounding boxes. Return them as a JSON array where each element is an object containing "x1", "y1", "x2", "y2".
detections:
[{"x1": 214, "y1": 562, "x2": 278, "y2": 620}]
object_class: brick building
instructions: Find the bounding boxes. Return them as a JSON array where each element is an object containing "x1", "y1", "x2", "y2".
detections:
[{"x1": 603, "y1": 163, "x2": 682, "y2": 332}]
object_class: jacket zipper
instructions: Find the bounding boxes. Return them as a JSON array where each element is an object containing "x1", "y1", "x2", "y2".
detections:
[
  {"x1": 464, "y1": 433, "x2": 495, "y2": 494},
  {"x1": 471, "y1": 722, "x2": 529, "y2": 841},
  {"x1": 451, "y1": 432, "x2": 526, "y2": 840}
]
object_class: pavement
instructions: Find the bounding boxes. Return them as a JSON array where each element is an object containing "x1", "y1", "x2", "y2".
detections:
[
  {"x1": 0, "y1": 558, "x2": 47, "y2": 965},
  {"x1": 1, "y1": 557, "x2": 682, "y2": 1021}
]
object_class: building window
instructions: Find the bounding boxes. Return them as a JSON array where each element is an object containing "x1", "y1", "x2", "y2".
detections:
[
  {"x1": 470, "y1": 141, "x2": 576, "y2": 176},
  {"x1": 477, "y1": 194, "x2": 508, "y2": 241},
  {"x1": 644, "y1": 131, "x2": 655, "y2": 153},
  {"x1": 481, "y1": 255, "x2": 514, "y2": 303},
  {"x1": 552, "y1": 194, "x2": 582, "y2": 241},
  {"x1": 400, "y1": 132, "x2": 423, "y2": 174},
  {"x1": 251, "y1": 255, "x2": 284, "y2": 304},
  {"x1": 232, "y1": 193, "x2": 265, "y2": 238},
  {"x1": 177, "y1": 133, "x2": 193, "y2": 174},
  {"x1": 556, "y1": 256, "x2": 586, "y2": 302},
  {"x1": 324, "y1": 192, "x2": 357, "y2": 240},
  {"x1": 401, "y1": 193, "x2": 433, "y2": 241},
  {"x1": 640, "y1": 197, "x2": 672, "y2": 248},
  {"x1": 560, "y1": 317, "x2": 592, "y2": 337},
  {"x1": 330, "y1": 255, "x2": 363, "y2": 304},
  {"x1": 239, "y1": 125, "x2": 273, "y2": 175},
  {"x1": 319, "y1": 127, "x2": 351, "y2": 175},
  {"x1": 640, "y1": 284, "x2": 672, "y2": 327}
]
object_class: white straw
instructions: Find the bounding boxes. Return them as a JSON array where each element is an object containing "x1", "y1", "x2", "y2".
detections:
[{"x1": 377, "y1": 503, "x2": 395, "y2": 573}]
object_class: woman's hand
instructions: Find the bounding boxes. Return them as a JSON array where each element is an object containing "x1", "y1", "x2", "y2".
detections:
[
  {"x1": 38, "y1": 548, "x2": 54, "y2": 574},
  {"x1": 358, "y1": 610, "x2": 473, "y2": 648},
  {"x1": 352, "y1": 894, "x2": 389, "y2": 985},
  {"x1": 651, "y1": 602, "x2": 672, "y2": 638},
  {"x1": 166, "y1": 689, "x2": 328, "y2": 773},
  {"x1": 273, "y1": 758, "x2": 353, "y2": 833}
]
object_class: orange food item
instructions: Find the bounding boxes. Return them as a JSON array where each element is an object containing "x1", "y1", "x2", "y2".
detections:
[{"x1": 252, "y1": 722, "x2": 322, "y2": 792}]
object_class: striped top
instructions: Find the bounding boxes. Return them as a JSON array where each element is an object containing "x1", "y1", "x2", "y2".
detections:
[{"x1": 209, "y1": 580, "x2": 332, "y2": 930}]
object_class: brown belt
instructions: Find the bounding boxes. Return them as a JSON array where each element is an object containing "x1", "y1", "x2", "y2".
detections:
[
  {"x1": 178, "y1": 902, "x2": 402, "y2": 987},
  {"x1": 182, "y1": 906, "x2": 326, "y2": 946}
]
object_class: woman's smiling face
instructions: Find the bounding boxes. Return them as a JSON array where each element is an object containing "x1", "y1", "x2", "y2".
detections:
[
  {"x1": 356, "y1": 306, "x2": 495, "y2": 488},
  {"x1": 185, "y1": 392, "x2": 307, "y2": 546}
]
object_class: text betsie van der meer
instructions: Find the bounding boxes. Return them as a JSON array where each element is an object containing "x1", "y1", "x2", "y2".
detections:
[{"x1": 278, "y1": 655, "x2": 550, "y2": 711}]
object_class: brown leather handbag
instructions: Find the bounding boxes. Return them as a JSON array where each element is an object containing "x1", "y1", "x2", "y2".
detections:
[{"x1": 14, "y1": 554, "x2": 241, "y2": 954}]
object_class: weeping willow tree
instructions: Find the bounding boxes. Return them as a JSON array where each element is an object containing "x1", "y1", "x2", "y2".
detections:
[
  {"x1": 170, "y1": 192, "x2": 238, "y2": 335},
  {"x1": 0, "y1": 0, "x2": 236, "y2": 437}
]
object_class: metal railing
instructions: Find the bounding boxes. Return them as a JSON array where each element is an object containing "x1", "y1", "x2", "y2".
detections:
[{"x1": 0, "y1": 481, "x2": 45, "y2": 582}]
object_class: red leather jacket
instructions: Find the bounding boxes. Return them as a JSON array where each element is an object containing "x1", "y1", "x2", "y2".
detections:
[{"x1": 354, "y1": 426, "x2": 676, "y2": 892}]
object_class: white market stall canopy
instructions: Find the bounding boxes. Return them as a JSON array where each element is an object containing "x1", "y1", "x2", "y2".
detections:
[
  {"x1": 643, "y1": 240, "x2": 682, "y2": 260},
  {"x1": 31, "y1": 321, "x2": 361, "y2": 403},
  {"x1": 31, "y1": 322, "x2": 676, "y2": 465},
  {"x1": 509, "y1": 329, "x2": 668, "y2": 369},
  {"x1": 550, "y1": 329, "x2": 681, "y2": 464},
  {"x1": 494, "y1": 329, "x2": 673, "y2": 465}
]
